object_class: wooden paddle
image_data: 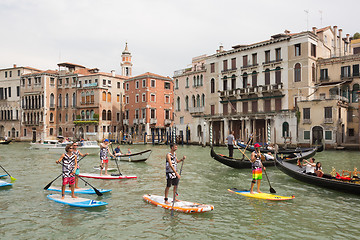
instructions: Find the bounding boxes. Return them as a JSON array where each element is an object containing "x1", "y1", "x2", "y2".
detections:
[
  {"x1": 0, "y1": 164, "x2": 17, "y2": 182},
  {"x1": 44, "y1": 155, "x2": 86, "y2": 190},
  {"x1": 171, "y1": 159, "x2": 185, "y2": 217}
]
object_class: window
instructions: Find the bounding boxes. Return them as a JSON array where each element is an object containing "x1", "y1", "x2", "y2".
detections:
[
  {"x1": 311, "y1": 44, "x2": 316, "y2": 57},
  {"x1": 108, "y1": 80, "x2": 111, "y2": 87},
  {"x1": 353, "y1": 64, "x2": 360, "y2": 77},
  {"x1": 65, "y1": 93, "x2": 69, "y2": 108},
  {"x1": 243, "y1": 102, "x2": 248, "y2": 113},
  {"x1": 103, "y1": 79, "x2": 106, "y2": 86},
  {"x1": 58, "y1": 94, "x2": 62, "y2": 108},
  {"x1": 117, "y1": 82, "x2": 121, "y2": 89},
  {"x1": 142, "y1": 79, "x2": 146, "y2": 88},
  {"x1": 295, "y1": 44, "x2": 301, "y2": 56},
  {"x1": 265, "y1": 50, "x2": 270, "y2": 63},
  {"x1": 231, "y1": 58, "x2": 236, "y2": 70},
  {"x1": 17, "y1": 86, "x2": 20, "y2": 97},
  {"x1": 107, "y1": 110, "x2": 111, "y2": 120},
  {"x1": 50, "y1": 113, "x2": 54, "y2": 122},
  {"x1": 264, "y1": 100, "x2": 271, "y2": 112},
  {"x1": 176, "y1": 97, "x2": 181, "y2": 111},
  {"x1": 117, "y1": 94, "x2": 120, "y2": 102},
  {"x1": 50, "y1": 77, "x2": 55, "y2": 85},
  {"x1": 211, "y1": 78, "x2": 215, "y2": 93},
  {"x1": 185, "y1": 78, "x2": 189, "y2": 88},
  {"x1": 303, "y1": 108, "x2": 310, "y2": 119},
  {"x1": 252, "y1": 53, "x2": 257, "y2": 65},
  {"x1": 136, "y1": 81, "x2": 139, "y2": 89},
  {"x1": 223, "y1": 60, "x2": 228, "y2": 71},
  {"x1": 294, "y1": 63, "x2": 301, "y2": 82},
  {"x1": 243, "y1": 73, "x2": 248, "y2": 88},
  {"x1": 142, "y1": 93, "x2": 146, "y2": 102},
  {"x1": 9, "y1": 71, "x2": 12, "y2": 77},
  {"x1": 242, "y1": 55, "x2": 248, "y2": 67},
  {"x1": 352, "y1": 84, "x2": 359, "y2": 102},
  {"x1": 150, "y1": 94, "x2": 156, "y2": 102},
  {"x1": 211, "y1": 105, "x2": 215, "y2": 115},
  {"x1": 185, "y1": 96, "x2": 189, "y2": 111},
  {"x1": 49, "y1": 128, "x2": 53, "y2": 136},
  {"x1": 210, "y1": 63, "x2": 215, "y2": 73},
  {"x1": 324, "y1": 107, "x2": 332, "y2": 119},
  {"x1": 275, "y1": 98, "x2": 282, "y2": 111},
  {"x1": 275, "y1": 67, "x2": 281, "y2": 84},
  {"x1": 341, "y1": 66, "x2": 351, "y2": 78},
  {"x1": 175, "y1": 79, "x2": 179, "y2": 89},
  {"x1": 8, "y1": 87, "x2": 11, "y2": 98},
  {"x1": 252, "y1": 71, "x2": 257, "y2": 87},
  {"x1": 320, "y1": 69, "x2": 328, "y2": 80},
  {"x1": 312, "y1": 63, "x2": 316, "y2": 82},
  {"x1": 150, "y1": 109, "x2": 156, "y2": 119},
  {"x1": 275, "y1": 48, "x2": 281, "y2": 61},
  {"x1": 304, "y1": 131, "x2": 310, "y2": 140},
  {"x1": 102, "y1": 91, "x2": 106, "y2": 101},
  {"x1": 18, "y1": 70, "x2": 20, "y2": 76},
  {"x1": 231, "y1": 75, "x2": 236, "y2": 89},
  {"x1": 72, "y1": 93, "x2": 76, "y2": 107},
  {"x1": 252, "y1": 101, "x2": 258, "y2": 113},
  {"x1": 349, "y1": 128, "x2": 355, "y2": 137},
  {"x1": 265, "y1": 69, "x2": 270, "y2": 85},
  {"x1": 282, "y1": 122, "x2": 289, "y2": 137},
  {"x1": 50, "y1": 93, "x2": 54, "y2": 107},
  {"x1": 125, "y1": 96, "x2": 129, "y2": 104},
  {"x1": 28, "y1": 78, "x2": 31, "y2": 86},
  {"x1": 126, "y1": 83, "x2": 129, "y2": 90},
  {"x1": 223, "y1": 76, "x2": 227, "y2": 91},
  {"x1": 135, "y1": 94, "x2": 139, "y2": 103},
  {"x1": 5, "y1": 72, "x2": 7, "y2": 78},
  {"x1": 164, "y1": 82, "x2": 171, "y2": 89},
  {"x1": 65, "y1": 78, "x2": 69, "y2": 85},
  {"x1": 142, "y1": 109, "x2": 146, "y2": 119},
  {"x1": 151, "y1": 79, "x2": 155, "y2": 87},
  {"x1": 165, "y1": 95, "x2": 170, "y2": 103},
  {"x1": 180, "y1": 117, "x2": 184, "y2": 124},
  {"x1": 325, "y1": 131, "x2": 332, "y2": 140},
  {"x1": 165, "y1": 109, "x2": 170, "y2": 119},
  {"x1": 102, "y1": 110, "x2": 107, "y2": 120},
  {"x1": 107, "y1": 92, "x2": 111, "y2": 102},
  {"x1": 223, "y1": 103, "x2": 228, "y2": 115}
]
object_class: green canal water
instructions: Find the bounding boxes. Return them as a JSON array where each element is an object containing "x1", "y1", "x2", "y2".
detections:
[{"x1": 1, "y1": 143, "x2": 360, "y2": 239}]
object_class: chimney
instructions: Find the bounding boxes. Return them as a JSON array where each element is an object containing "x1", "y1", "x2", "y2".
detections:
[
  {"x1": 333, "y1": 26, "x2": 338, "y2": 57},
  {"x1": 312, "y1": 27, "x2": 317, "y2": 34},
  {"x1": 111, "y1": 70, "x2": 115, "y2": 77},
  {"x1": 346, "y1": 34, "x2": 351, "y2": 54},
  {"x1": 339, "y1": 29, "x2": 343, "y2": 56},
  {"x1": 219, "y1": 45, "x2": 224, "y2": 52},
  {"x1": 284, "y1": 30, "x2": 291, "y2": 35},
  {"x1": 13, "y1": 64, "x2": 17, "y2": 68}
]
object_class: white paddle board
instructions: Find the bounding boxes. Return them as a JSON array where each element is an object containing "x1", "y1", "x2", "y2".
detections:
[{"x1": 0, "y1": 180, "x2": 12, "y2": 187}]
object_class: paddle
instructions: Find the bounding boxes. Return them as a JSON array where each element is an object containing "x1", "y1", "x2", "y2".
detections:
[
  {"x1": 0, "y1": 164, "x2": 17, "y2": 182},
  {"x1": 235, "y1": 135, "x2": 253, "y2": 160},
  {"x1": 171, "y1": 159, "x2": 185, "y2": 217},
  {"x1": 110, "y1": 144, "x2": 122, "y2": 176},
  {"x1": 263, "y1": 167, "x2": 276, "y2": 194},
  {"x1": 44, "y1": 155, "x2": 86, "y2": 190}
]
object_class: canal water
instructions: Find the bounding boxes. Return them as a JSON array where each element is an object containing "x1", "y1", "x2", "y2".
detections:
[{"x1": 1, "y1": 143, "x2": 360, "y2": 239}]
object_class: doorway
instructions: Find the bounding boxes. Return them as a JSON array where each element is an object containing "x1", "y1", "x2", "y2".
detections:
[{"x1": 312, "y1": 126, "x2": 323, "y2": 145}]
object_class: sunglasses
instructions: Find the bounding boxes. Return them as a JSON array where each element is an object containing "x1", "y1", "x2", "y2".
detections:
[
  {"x1": 69, "y1": 148, "x2": 74, "y2": 149},
  {"x1": 73, "y1": 145, "x2": 78, "y2": 146}
]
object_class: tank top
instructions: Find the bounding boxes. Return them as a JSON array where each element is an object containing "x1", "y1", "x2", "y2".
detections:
[
  {"x1": 166, "y1": 152, "x2": 177, "y2": 173},
  {"x1": 100, "y1": 145, "x2": 108, "y2": 160},
  {"x1": 252, "y1": 151, "x2": 262, "y2": 170},
  {"x1": 74, "y1": 150, "x2": 80, "y2": 169},
  {"x1": 62, "y1": 153, "x2": 76, "y2": 178}
]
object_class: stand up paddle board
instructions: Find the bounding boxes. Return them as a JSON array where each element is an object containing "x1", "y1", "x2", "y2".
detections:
[
  {"x1": 0, "y1": 180, "x2": 12, "y2": 187},
  {"x1": 93, "y1": 167, "x2": 117, "y2": 172},
  {"x1": 79, "y1": 173, "x2": 137, "y2": 180},
  {"x1": 228, "y1": 188, "x2": 295, "y2": 201},
  {"x1": 143, "y1": 194, "x2": 214, "y2": 213},
  {"x1": 0, "y1": 174, "x2": 7, "y2": 178},
  {"x1": 47, "y1": 186, "x2": 112, "y2": 195},
  {"x1": 47, "y1": 194, "x2": 108, "y2": 208}
]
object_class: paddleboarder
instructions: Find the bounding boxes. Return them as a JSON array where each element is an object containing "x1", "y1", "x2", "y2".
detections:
[
  {"x1": 100, "y1": 139, "x2": 115, "y2": 176},
  {"x1": 250, "y1": 143, "x2": 265, "y2": 194},
  {"x1": 56, "y1": 144, "x2": 77, "y2": 199},
  {"x1": 164, "y1": 143, "x2": 186, "y2": 204},
  {"x1": 72, "y1": 142, "x2": 89, "y2": 189}
]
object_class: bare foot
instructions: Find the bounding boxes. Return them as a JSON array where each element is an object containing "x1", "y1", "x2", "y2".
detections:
[
  {"x1": 72, "y1": 196, "x2": 78, "y2": 198},
  {"x1": 165, "y1": 201, "x2": 170, "y2": 204},
  {"x1": 257, "y1": 190, "x2": 262, "y2": 193},
  {"x1": 250, "y1": 191, "x2": 255, "y2": 194}
]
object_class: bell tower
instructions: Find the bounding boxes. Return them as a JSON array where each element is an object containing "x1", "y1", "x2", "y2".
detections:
[{"x1": 121, "y1": 42, "x2": 133, "y2": 77}]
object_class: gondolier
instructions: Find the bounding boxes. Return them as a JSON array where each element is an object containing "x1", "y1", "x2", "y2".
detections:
[{"x1": 227, "y1": 131, "x2": 235, "y2": 158}]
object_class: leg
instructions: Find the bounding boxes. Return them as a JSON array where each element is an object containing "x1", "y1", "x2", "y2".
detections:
[
  {"x1": 61, "y1": 185, "x2": 65, "y2": 199},
  {"x1": 100, "y1": 160, "x2": 104, "y2": 176},
  {"x1": 75, "y1": 175, "x2": 79, "y2": 189},
  {"x1": 229, "y1": 145, "x2": 234, "y2": 158},
  {"x1": 250, "y1": 179, "x2": 255, "y2": 194},
  {"x1": 257, "y1": 180, "x2": 262, "y2": 193},
  {"x1": 173, "y1": 185, "x2": 177, "y2": 201},
  {"x1": 105, "y1": 162, "x2": 109, "y2": 175},
  {"x1": 164, "y1": 186, "x2": 170, "y2": 204}
]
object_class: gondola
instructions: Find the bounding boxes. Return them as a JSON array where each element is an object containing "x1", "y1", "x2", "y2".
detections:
[
  {"x1": 0, "y1": 140, "x2": 11, "y2": 145},
  {"x1": 275, "y1": 155, "x2": 360, "y2": 195},
  {"x1": 210, "y1": 147, "x2": 316, "y2": 169},
  {"x1": 236, "y1": 142, "x2": 323, "y2": 154},
  {"x1": 111, "y1": 149, "x2": 152, "y2": 162}
]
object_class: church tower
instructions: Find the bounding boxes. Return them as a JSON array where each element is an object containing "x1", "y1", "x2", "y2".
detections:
[{"x1": 121, "y1": 42, "x2": 133, "y2": 77}]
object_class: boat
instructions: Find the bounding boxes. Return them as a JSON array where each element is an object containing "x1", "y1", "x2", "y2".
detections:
[
  {"x1": 31, "y1": 140, "x2": 100, "y2": 155},
  {"x1": 236, "y1": 142, "x2": 323, "y2": 154},
  {"x1": 47, "y1": 186, "x2": 112, "y2": 195},
  {"x1": 143, "y1": 194, "x2": 214, "y2": 213},
  {"x1": 30, "y1": 140, "x2": 61, "y2": 149},
  {"x1": 0, "y1": 140, "x2": 11, "y2": 145},
  {"x1": 274, "y1": 155, "x2": 360, "y2": 195},
  {"x1": 47, "y1": 194, "x2": 108, "y2": 208},
  {"x1": 228, "y1": 188, "x2": 295, "y2": 201},
  {"x1": 78, "y1": 173, "x2": 137, "y2": 180},
  {"x1": 210, "y1": 147, "x2": 316, "y2": 169},
  {"x1": 111, "y1": 149, "x2": 152, "y2": 162}
]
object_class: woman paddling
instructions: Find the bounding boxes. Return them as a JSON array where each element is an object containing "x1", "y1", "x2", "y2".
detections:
[{"x1": 56, "y1": 144, "x2": 77, "y2": 199}]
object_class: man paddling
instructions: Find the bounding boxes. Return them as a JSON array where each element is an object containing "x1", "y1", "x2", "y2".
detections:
[
  {"x1": 164, "y1": 143, "x2": 186, "y2": 204},
  {"x1": 250, "y1": 143, "x2": 265, "y2": 194}
]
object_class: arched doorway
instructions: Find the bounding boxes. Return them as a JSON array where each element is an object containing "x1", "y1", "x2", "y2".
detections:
[
  {"x1": 79, "y1": 127, "x2": 84, "y2": 139},
  {"x1": 11, "y1": 128, "x2": 15, "y2": 138},
  {"x1": 312, "y1": 126, "x2": 323, "y2": 145},
  {"x1": 0, "y1": 125, "x2": 4, "y2": 139},
  {"x1": 197, "y1": 125, "x2": 202, "y2": 143}
]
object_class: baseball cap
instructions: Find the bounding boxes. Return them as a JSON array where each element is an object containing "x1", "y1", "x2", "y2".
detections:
[{"x1": 254, "y1": 143, "x2": 261, "y2": 148}]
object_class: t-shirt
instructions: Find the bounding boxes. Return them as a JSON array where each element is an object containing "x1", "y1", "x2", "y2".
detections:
[
  {"x1": 227, "y1": 134, "x2": 234, "y2": 146},
  {"x1": 306, "y1": 163, "x2": 315, "y2": 173},
  {"x1": 114, "y1": 148, "x2": 121, "y2": 154}
]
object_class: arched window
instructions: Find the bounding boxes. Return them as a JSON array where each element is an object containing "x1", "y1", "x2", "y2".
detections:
[
  {"x1": 102, "y1": 110, "x2": 106, "y2": 120},
  {"x1": 58, "y1": 127, "x2": 62, "y2": 136},
  {"x1": 107, "y1": 110, "x2": 111, "y2": 120},
  {"x1": 282, "y1": 122, "x2": 289, "y2": 137},
  {"x1": 200, "y1": 75, "x2": 203, "y2": 86},
  {"x1": 90, "y1": 91, "x2": 94, "y2": 103},
  {"x1": 294, "y1": 63, "x2": 301, "y2": 82},
  {"x1": 211, "y1": 78, "x2": 215, "y2": 93},
  {"x1": 90, "y1": 110, "x2": 94, "y2": 119},
  {"x1": 243, "y1": 73, "x2": 248, "y2": 88},
  {"x1": 50, "y1": 113, "x2": 53, "y2": 122},
  {"x1": 312, "y1": 63, "x2": 316, "y2": 82},
  {"x1": 265, "y1": 69, "x2": 270, "y2": 85},
  {"x1": 65, "y1": 113, "x2": 68, "y2": 122},
  {"x1": 72, "y1": 113, "x2": 75, "y2": 121},
  {"x1": 50, "y1": 93, "x2": 54, "y2": 107},
  {"x1": 59, "y1": 113, "x2": 62, "y2": 122},
  {"x1": 102, "y1": 91, "x2": 106, "y2": 101},
  {"x1": 192, "y1": 95, "x2": 196, "y2": 108},
  {"x1": 107, "y1": 92, "x2": 111, "y2": 102},
  {"x1": 275, "y1": 67, "x2": 281, "y2": 84},
  {"x1": 196, "y1": 94, "x2": 200, "y2": 107},
  {"x1": 252, "y1": 71, "x2": 257, "y2": 87},
  {"x1": 81, "y1": 92, "x2": 85, "y2": 103},
  {"x1": 197, "y1": 75, "x2": 200, "y2": 86},
  {"x1": 175, "y1": 79, "x2": 179, "y2": 89},
  {"x1": 231, "y1": 75, "x2": 236, "y2": 90},
  {"x1": 86, "y1": 91, "x2": 90, "y2": 103},
  {"x1": 58, "y1": 94, "x2": 62, "y2": 107},
  {"x1": 86, "y1": 110, "x2": 90, "y2": 119},
  {"x1": 185, "y1": 96, "x2": 189, "y2": 111},
  {"x1": 81, "y1": 110, "x2": 85, "y2": 120},
  {"x1": 65, "y1": 93, "x2": 69, "y2": 108},
  {"x1": 201, "y1": 94, "x2": 205, "y2": 107},
  {"x1": 186, "y1": 77, "x2": 189, "y2": 87},
  {"x1": 72, "y1": 93, "x2": 76, "y2": 107},
  {"x1": 223, "y1": 76, "x2": 227, "y2": 91},
  {"x1": 352, "y1": 84, "x2": 360, "y2": 102},
  {"x1": 193, "y1": 76, "x2": 196, "y2": 87},
  {"x1": 176, "y1": 97, "x2": 181, "y2": 111}
]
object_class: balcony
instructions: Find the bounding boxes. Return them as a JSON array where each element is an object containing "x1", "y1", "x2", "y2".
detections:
[
  {"x1": 262, "y1": 59, "x2": 283, "y2": 67},
  {"x1": 219, "y1": 83, "x2": 283, "y2": 99},
  {"x1": 241, "y1": 63, "x2": 258, "y2": 70},
  {"x1": 133, "y1": 119, "x2": 139, "y2": 125},
  {"x1": 123, "y1": 119, "x2": 129, "y2": 125},
  {"x1": 82, "y1": 82, "x2": 98, "y2": 88},
  {"x1": 50, "y1": 104, "x2": 55, "y2": 109},
  {"x1": 139, "y1": 118, "x2": 145, "y2": 124},
  {"x1": 74, "y1": 118, "x2": 99, "y2": 125},
  {"x1": 150, "y1": 118, "x2": 157, "y2": 124},
  {"x1": 164, "y1": 119, "x2": 172, "y2": 125},
  {"x1": 303, "y1": 119, "x2": 312, "y2": 124},
  {"x1": 189, "y1": 107, "x2": 205, "y2": 114},
  {"x1": 324, "y1": 118, "x2": 333, "y2": 124},
  {"x1": 221, "y1": 68, "x2": 237, "y2": 73}
]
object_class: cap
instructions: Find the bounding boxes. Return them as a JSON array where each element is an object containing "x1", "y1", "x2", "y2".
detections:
[
  {"x1": 254, "y1": 143, "x2": 261, "y2": 148},
  {"x1": 104, "y1": 139, "x2": 109, "y2": 142}
]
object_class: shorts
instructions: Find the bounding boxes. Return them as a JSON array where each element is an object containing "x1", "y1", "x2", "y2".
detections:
[
  {"x1": 166, "y1": 177, "x2": 179, "y2": 187},
  {"x1": 75, "y1": 168, "x2": 80, "y2": 175},
  {"x1": 252, "y1": 168, "x2": 262, "y2": 180},
  {"x1": 101, "y1": 158, "x2": 109, "y2": 164},
  {"x1": 62, "y1": 176, "x2": 75, "y2": 185}
]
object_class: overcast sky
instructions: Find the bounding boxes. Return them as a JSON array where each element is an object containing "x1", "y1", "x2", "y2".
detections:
[{"x1": 1, "y1": 0, "x2": 359, "y2": 77}]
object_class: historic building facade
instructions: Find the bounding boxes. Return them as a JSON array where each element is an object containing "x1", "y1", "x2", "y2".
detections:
[{"x1": 123, "y1": 72, "x2": 174, "y2": 142}]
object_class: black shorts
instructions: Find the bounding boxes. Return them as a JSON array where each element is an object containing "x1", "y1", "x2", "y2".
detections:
[{"x1": 166, "y1": 177, "x2": 179, "y2": 187}]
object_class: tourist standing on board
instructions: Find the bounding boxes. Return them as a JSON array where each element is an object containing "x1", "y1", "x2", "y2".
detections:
[
  {"x1": 164, "y1": 144, "x2": 186, "y2": 204},
  {"x1": 250, "y1": 143, "x2": 265, "y2": 194},
  {"x1": 100, "y1": 139, "x2": 115, "y2": 176},
  {"x1": 56, "y1": 144, "x2": 77, "y2": 199},
  {"x1": 227, "y1": 131, "x2": 235, "y2": 158}
]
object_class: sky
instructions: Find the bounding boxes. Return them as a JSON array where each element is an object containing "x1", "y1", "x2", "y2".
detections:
[{"x1": 1, "y1": 0, "x2": 359, "y2": 77}]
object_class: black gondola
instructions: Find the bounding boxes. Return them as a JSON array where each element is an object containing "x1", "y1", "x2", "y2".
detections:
[
  {"x1": 275, "y1": 155, "x2": 360, "y2": 195},
  {"x1": 0, "y1": 140, "x2": 11, "y2": 145},
  {"x1": 237, "y1": 142, "x2": 323, "y2": 154},
  {"x1": 210, "y1": 147, "x2": 316, "y2": 169},
  {"x1": 111, "y1": 149, "x2": 152, "y2": 162}
]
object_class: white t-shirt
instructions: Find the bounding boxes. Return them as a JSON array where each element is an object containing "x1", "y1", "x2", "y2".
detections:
[{"x1": 306, "y1": 163, "x2": 315, "y2": 173}]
